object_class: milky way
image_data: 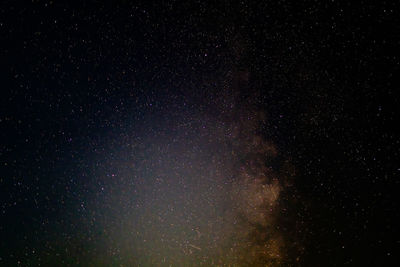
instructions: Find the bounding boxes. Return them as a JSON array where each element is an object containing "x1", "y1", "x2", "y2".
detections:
[{"x1": 72, "y1": 67, "x2": 293, "y2": 266}]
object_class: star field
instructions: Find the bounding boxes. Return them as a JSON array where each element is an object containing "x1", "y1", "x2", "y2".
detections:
[{"x1": 1, "y1": 1, "x2": 398, "y2": 266}]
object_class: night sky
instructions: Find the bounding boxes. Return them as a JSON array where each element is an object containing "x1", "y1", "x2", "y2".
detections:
[{"x1": 1, "y1": 1, "x2": 398, "y2": 266}]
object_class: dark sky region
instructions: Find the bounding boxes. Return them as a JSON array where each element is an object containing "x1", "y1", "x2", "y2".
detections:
[{"x1": 0, "y1": 1, "x2": 398, "y2": 266}]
